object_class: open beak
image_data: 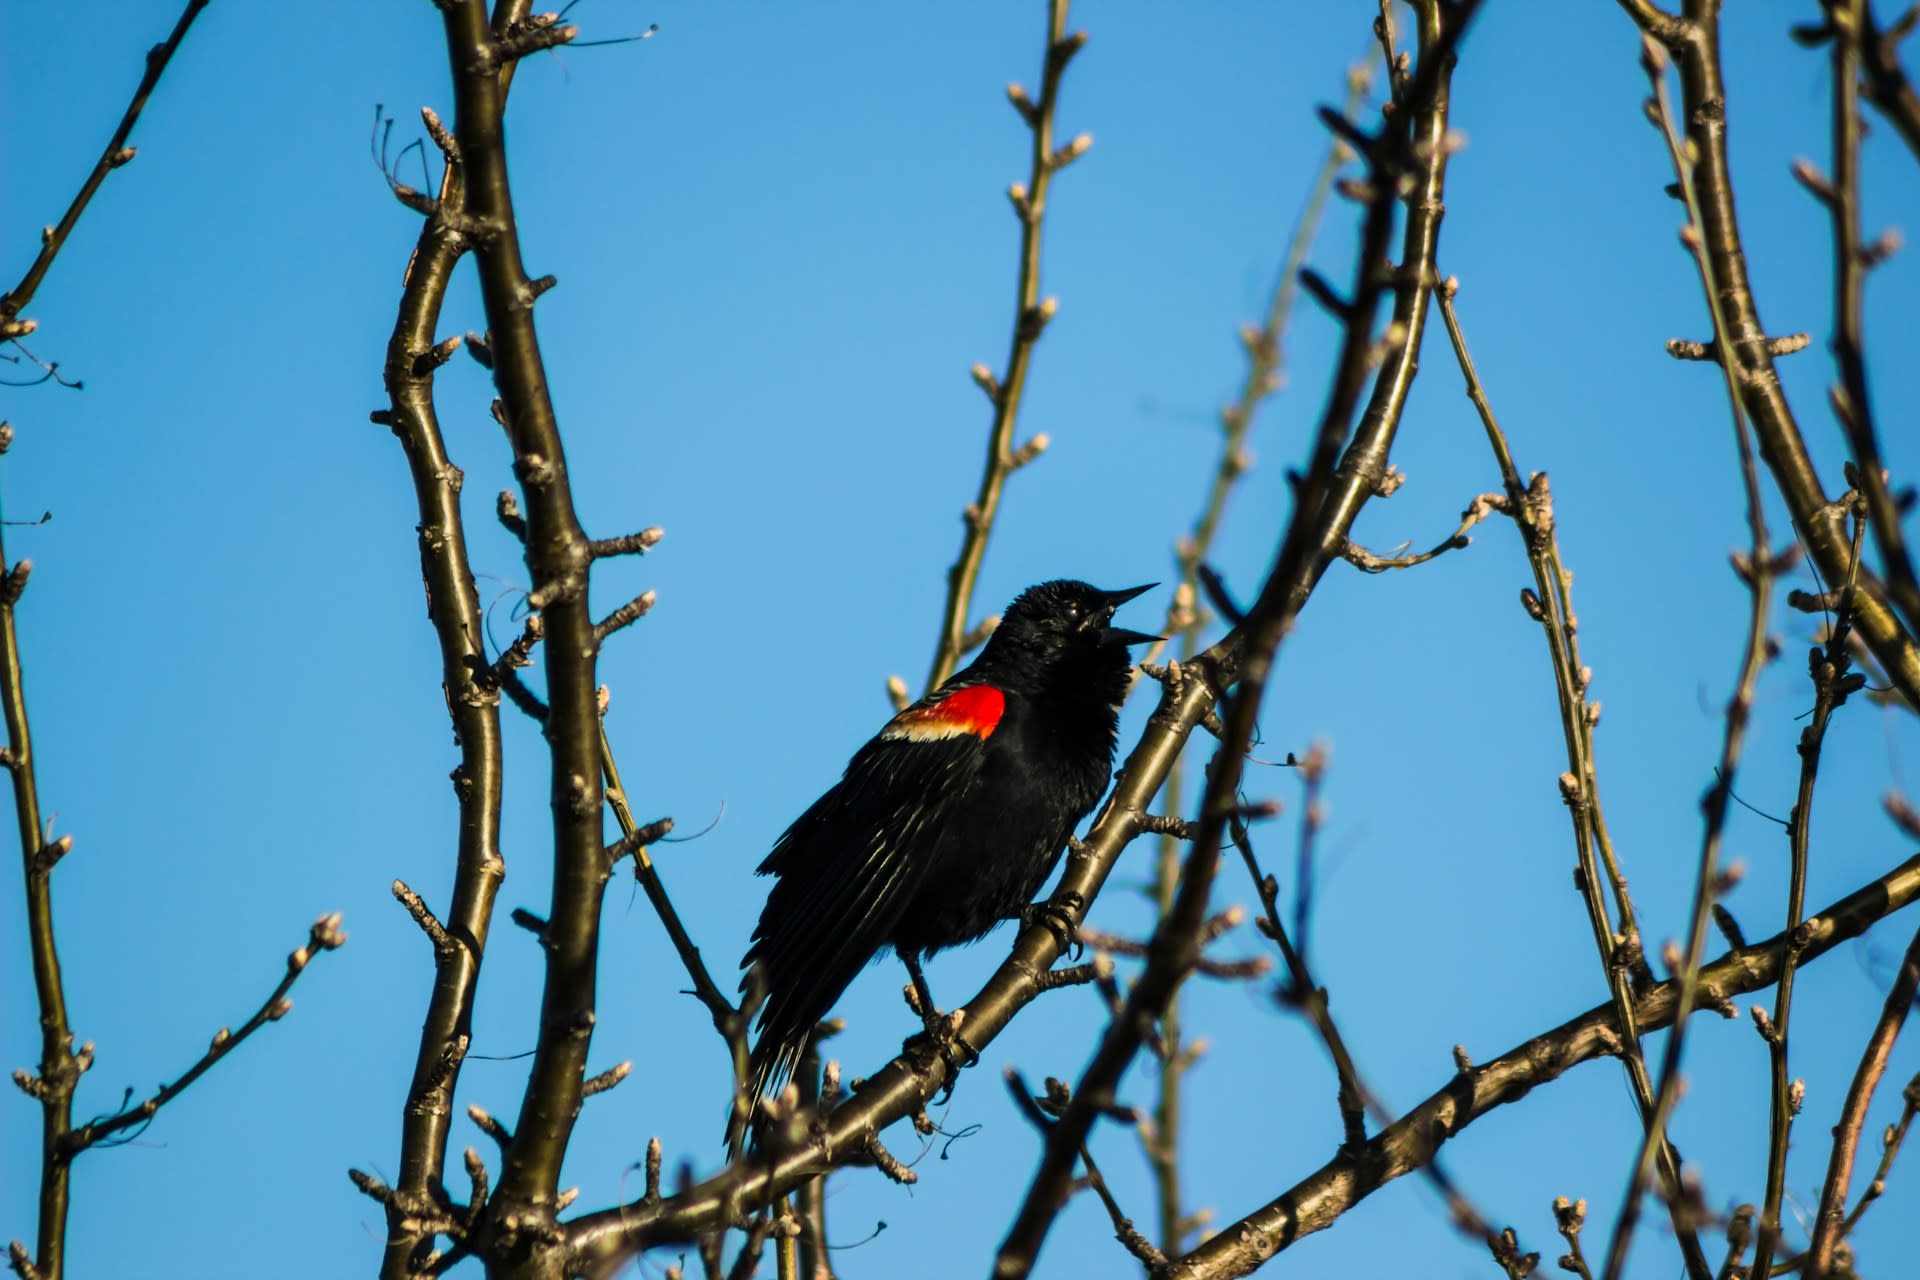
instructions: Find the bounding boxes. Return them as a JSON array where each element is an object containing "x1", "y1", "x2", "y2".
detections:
[{"x1": 1098, "y1": 582, "x2": 1161, "y2": 646}]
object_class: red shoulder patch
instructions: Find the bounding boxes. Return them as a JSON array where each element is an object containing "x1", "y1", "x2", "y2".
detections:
[{"x1": 881, "y1": 684, "x2": 1006, "y2": 743}]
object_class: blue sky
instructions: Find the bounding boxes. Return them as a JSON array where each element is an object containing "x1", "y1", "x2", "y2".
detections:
[{"x1": 5, "y1": 2, "x2": 1920, "y2": 1278}]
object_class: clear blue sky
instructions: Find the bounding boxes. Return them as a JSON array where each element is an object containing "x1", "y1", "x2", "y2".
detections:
[{"x1": 5, "y1": 2, "x2": 1920, "y2": 1277}]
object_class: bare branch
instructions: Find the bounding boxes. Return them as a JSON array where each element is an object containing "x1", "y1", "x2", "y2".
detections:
[
  {"x1": 1599, "y1": 40, "x2": 1787, "y2": 1280},
  {"x1": 1752, "y1": 505, "x2": 1868, "y2": 1278},
  {"x1": 1338, "y1": 491, "x2": 1502, "y2": 573},
  {"x1": 991, "y1": 6, "x2": 1476, "y2": 1273},
  {"x1": 599, "y1": 718, "x2": 745, "y2": 1082},
  {"x1": 1614, "y1": 0, "x2": 1920, "y2": 707},
  {"x1": 0, "y1": 0, "x2": 211, "y2": 338},
  {"x1": 1436, "y1": 278, "x2": 1699, "y2": 1271},
  {"x1": 393, "y1": 879, "x2": 455, "y2": 958},
  {"x1": 374, "y1": 67, "x2": 512, "y2": 1280},
  {"x1": 589, "y1": 527, "x2": 664, "y2": 559},
  {"x1": 1126, "y1": 64, "x2": 1368, "y2": 1245},
  {"x1": 593, "y1": 589, "x2": 657, "y2": 646},
  {"x1": 1858, "y1": 0, "x2": 1920, "y2": 166},
  {"x1": 61, "y1": 914, "x2": 347, "y2": 1156},
  {"x1": 1161, "y1": 852, "x2": 1920, "y2": 1279},
  {"x1": 924, "y1": 0, "x2": 1087, "y2": 691},
  {"x1": 1805, "y1": 918, "x2": 1920, "y2": 1278}
]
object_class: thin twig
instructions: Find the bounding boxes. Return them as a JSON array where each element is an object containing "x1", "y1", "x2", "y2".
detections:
[
  {"x1": 1805, "y1": 920, "x2": 1920, "y2": 1279},
  {"x1": 2, "y1": 10, "x2": 213, "y2": 1277},
  {"x1": 1751, "y1": 505, "x2": 1868, "y2": 1279},
  {"x1": 0, "y1": 0, "x2": 210, "y2": 340},
  {"x1": 1857, "y1": 0, "x2": 1920, "y2": 167},
  {"x1": 1337, "y1": 492, "x2": 1498, "y2": 573},
  {"x1": 1833, "y1": 1070, "x2": 1920, "y2": 1241},
  {"x1": 62, "y1": 915, "x2": 347, "y2": 1153},
  {"x1": 1130, "y1": 62, "x2": 1369, "y2": 1255},
  {"x1": 1158, "y1": 851, "x2": 1920, "y2": 1280},
  {"x1": 1599, "y1": 38, "x2": 1780, "y2": 1280},
  {"x1": 1435, "y1": 277, "x2": 1704, "y2": 1274},
  {"x1": 3, "y1": 480, "x2": 77, "y2": 1280},
  {"x1": 925, "y1": 0, "x2": 1084, "y2": 691},
  {"x1": 1805, "y1": 0, "x2": 1920, "y2": 669},
  {"x1": 1245, "y1": 773, "x2": 1364, "y2": 1146},
  {"x1": 1239, "y1": 768, "x2": 1508, "y2": 1251},
  {"x1": 1556, "y1": 1196, "x2": 1598, "y2": 1280},
  {"x1": 1074, "y1": 927, "x2": 1269, "y2": 983},
  {"x1": 1614, "y1": 0, "x2": 1920, "y2": 707},
  {"x1": 791, "y1": 1035, "x2": 836, "y2": 1280},
  {"x1": 599, "y1": 715, "x2": 745, "y2": 1081}
]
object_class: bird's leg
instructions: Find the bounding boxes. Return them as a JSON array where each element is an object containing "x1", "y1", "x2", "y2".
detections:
[
  {"x1": 1018, "y1": 888, "x2": 1086, "y2": 960},
  {"x1": 900, "y1": 951, "x2": 979, "y2": 1099}
]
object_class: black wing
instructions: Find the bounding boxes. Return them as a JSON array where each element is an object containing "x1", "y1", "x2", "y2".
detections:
[{"x1": 735, "y1": 684, "x2": 997, "y2": 1138}]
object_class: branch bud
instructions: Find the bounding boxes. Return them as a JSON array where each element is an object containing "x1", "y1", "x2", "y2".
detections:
[
  {"x1": 1009, "y1": 433, "x2": 1049, "y2": 469},
  {"x1": 1049, "y1": 133, "x2": 1093, "y2": 170},
  {"x1": 1791, "y1": 157, "x2": 1836, "y2": 203},
  {"x1": 1861, "y1": 228, "x2": 1904, "y2": 269},
  {"x1": 970, "y1": 362, "x2": 1000, "y2": 402},
  {"x1": 1006, "y1": 82, "x2": 1039, "y2": 126}
]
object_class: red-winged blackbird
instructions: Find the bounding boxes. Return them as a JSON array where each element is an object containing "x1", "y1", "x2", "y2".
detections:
[{"x1": 728, "y1": 579, "x2": 1155, "y2": 1155}]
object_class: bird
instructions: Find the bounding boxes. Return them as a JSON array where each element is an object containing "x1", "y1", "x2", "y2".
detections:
[{"x1": 727, "y1": 579, "x2": 1157, "y2": 1156}]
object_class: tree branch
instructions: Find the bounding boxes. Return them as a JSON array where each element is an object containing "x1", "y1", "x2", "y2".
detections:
[
  {"x1": 434, "y1": 0, "x2": 607, "y2": 1241},
  {"x1": 59, "y1": 914, "x2": 346, "y2": 1155},
  {"x1": 0, "y1": 0, "x2": 210, "y2": 340},
  {"x1": 1751, "y1": 505, "x2": 1868, "y2": 1279},
  {"x1": 1435, "y1": 276, "x2": 1705, "y2": 1276},
  {"x1": 1131, "y1": 60, "x2": 1368, "y2": 1256},
  {"x1": 1856, "y1": 0, "x2": 1920, "y2": 166},
  {"x1": 3, "y1": 11, "x2": 213, "y2": 1278},
  {"x1": 925, "y1": 0, "x2": 1085, "y2": 691},
  {"x1": 1805, "y1": 916, "x2": 1920, "y2": 1279},
  {"x1": 992, "y1": 4, "x2": 1473, "y2": 1272},
  {"x1": 1613, "y1": 0, "x2": 1920, "y2": 709},
  {"x1": 1806, "y1": 0, "x2": 1920, "y2": 700},
  {"x1": 372, "y1": 86, "x2": 513, "y2": 1280},
  {"x1": 1598, "y1": 37, "x2": 1782, "y2": 1280},
  {"x1": 599, "y1": 715, "x2": 745, "y2": 1081},
  {"x1": 1159, "y1": 851, "x2": 1920, "y2": 1279}
]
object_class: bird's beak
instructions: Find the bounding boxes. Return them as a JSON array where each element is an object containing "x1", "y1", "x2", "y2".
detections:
[
  {"x1": 1098, "y1": 582, "x2": 1161, "y2": 646},
  {"x1": 1099, "y1": 583, "x2": 1157, "y2": 609}
]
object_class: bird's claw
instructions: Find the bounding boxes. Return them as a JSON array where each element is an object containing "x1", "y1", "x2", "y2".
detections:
[
  {"x1": 1022, "y1": 891, "x2": 1086, "y2": 959},
  {"x1": 906, "y1": 1009, "x2": 979, "y2": 1104}
]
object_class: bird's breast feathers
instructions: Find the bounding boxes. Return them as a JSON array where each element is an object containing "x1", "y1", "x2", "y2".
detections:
[{"x1": 880, "y1": 683, "x2": 1006, "y2": 742}]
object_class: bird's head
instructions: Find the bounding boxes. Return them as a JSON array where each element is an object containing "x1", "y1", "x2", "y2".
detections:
[{"x1": 976, "y1": 579, "x2": 1159, "y2": 698}]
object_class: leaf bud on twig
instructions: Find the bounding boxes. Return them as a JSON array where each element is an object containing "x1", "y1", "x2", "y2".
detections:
[
  {"x1": 1009, "y1": 433, "x2": 1049, "y2": 470},
  {"x1": 970, "y1": 362, "x2": 1000, "y2": 402},
  {"x1": 1006, "y1": 82, "x2": 1038, "y2": 126},
  {"x1": 1049, "y1": 133, "x2": 1093, "y2": 170}
]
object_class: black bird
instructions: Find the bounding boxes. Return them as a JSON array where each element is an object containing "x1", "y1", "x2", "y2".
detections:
[{"x1": 729, "y1": 579, "x2": 1156, "y2": 1155}]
